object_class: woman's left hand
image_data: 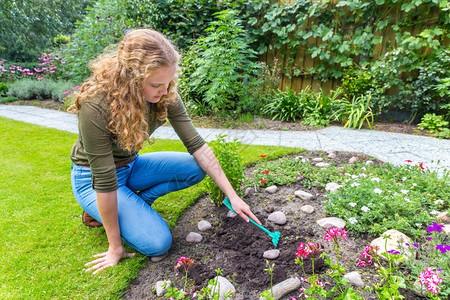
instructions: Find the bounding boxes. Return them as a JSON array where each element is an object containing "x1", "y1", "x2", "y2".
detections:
[{"x1": 228, "y1": 195, "x2": 261, "y2": 225}]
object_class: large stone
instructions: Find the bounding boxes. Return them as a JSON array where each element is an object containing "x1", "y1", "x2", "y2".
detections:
[
  {"x1": 443, "y1": 224, "x2": 450, "y2": 234},
  {"x1": 244, "y1": 187, "x2": 255, "y2": 198},
  {"x1": 325, "y1": 182, "x2": 342, "y2": 193},
  {"x1": 268, "y1": 211, "x2": 287, "y2": 225},
  {"x1": 316, "y1": 217, "x2": 346, "y2": 229},
  {"x1": 437, "y1": 211, "x2": 450, "y2": 223},
  {"x1": 315, "y1": 162, "x2": 330, "y2": 168},
  {"x1": 198, "y1": 220, "x2": 212, "y2": 231},
  {"x1": 370, "y1": 229, "x2": 412, "y2": 259},
  {"x1": 155, "y1": 280, "x2": 171, "y2": 297},
  {"x1": 312, "y1": 157, "x2": 324, "y2": 162},
  {"x1": 300, "y1": 205, "x2": 315, "y2": 214},
  {"x1": 186, "y1": 232, "x2": 203, "y2": 243},
  {"x1": 263, "y1": 249, "x2": 280, "y2": 259},
  {"x1": 344, "y1": 271, "x2": 364, "y2": 287},
  {"x1": 328, "y1": 152, "x2": 336, "y2": 159},
  {"x1": 265, "y1": 185, "x2": 278, "y2": 194},
  {"x1": 260, "y1": 277, "x2": 301, "y2": 300},
  {"x1": 207, "y1": 276, "x2": 235, "y2": 300},
  {"x1": 294, "y1": 190, "x2": 314, "y2": 201},
  {"x1": 349, "y1": 156, "x2": 358, "y2": 164}
]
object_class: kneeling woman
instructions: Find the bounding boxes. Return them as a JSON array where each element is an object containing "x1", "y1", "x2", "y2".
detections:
[{"x1": 69, "y1": 29, "x2": 260, "y2": 274}]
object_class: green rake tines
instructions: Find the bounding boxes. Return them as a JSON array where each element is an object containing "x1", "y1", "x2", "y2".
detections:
[{"x1": 223, "y1": 197, "x2": 281, "y2": 248}]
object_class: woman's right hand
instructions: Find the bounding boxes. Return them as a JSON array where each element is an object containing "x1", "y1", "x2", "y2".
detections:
[{"x1": 85, "y1": 245, "x2": 135, "y2": 275}]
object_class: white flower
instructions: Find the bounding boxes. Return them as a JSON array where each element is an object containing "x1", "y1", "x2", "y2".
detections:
[
  {"x1": 359, "y1": 173, "x2": 367, "y2": 178},
  {"x1": 348, "y1": 217, "x2": 358, "y2": 224},
  {"x1": 415, "y1": 223, "x2": 422, "y2": 228},
  {"x1": 405, "y1": 198, "x2": 411, "y2": 203},
  {"x1": 361, "y1": 167, "x2": 367, "y2": 171},
  {"x1": 345, "y1": 173, "x2": 352, "y2": 176},
  {"x1": 349, "y1": 202, "x2": 357, "y2": 207},
  {"x1": 374, "y1": 188, "x2": 382, "y2": 194},
  {"x1": 430, "y1": 210, "x2": 439, "y2": 215},
  {"x1": 400, "y1": 189, "x2": 409, "y2": 194},
  {"x1": 351, "y1": 175, "x2": 358, "y2": 179},
  {"x1": 402, "y1": 177, "x2": 407, "y2": 181},
  {"x1": 361, "y1": 206, "x2": 370, "y2": 213},
  {"x1": 434, "y1": 199, "x2": 444, "y2": 205},
  {"x1": 351, "y1": 182, "x2": 360, "y2": 187},
  {"x1": 371, "y1": 177, "x2": 380, "y2": 182},
  {"x1": 412, "y1": 183, "x2": 417, "y2": 187}
]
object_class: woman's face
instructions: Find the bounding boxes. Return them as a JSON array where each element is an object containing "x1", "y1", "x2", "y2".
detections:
[{"x1": 143, "y1": 66, "x2": 176, "y2": 103}]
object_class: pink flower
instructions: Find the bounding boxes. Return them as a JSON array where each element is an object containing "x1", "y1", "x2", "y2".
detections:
[
  {"x1": 419, "y1": 267, "x2": 443, "y2": 295},
  {"x1": 296, "y1": 242, "x2": 322, "y2": 259},
  {"x1": 356, "y1": 245, "x2": 379, "y2": 267},
  {"x1": 324, "y1": 227, "x2": 348, "y2": 243},
  {"x1": 174, "y1": 256, "x2": 195, "y2": 272}
]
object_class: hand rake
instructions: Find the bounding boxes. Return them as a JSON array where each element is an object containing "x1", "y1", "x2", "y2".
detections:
[{"x1": 223, "y1": 197, "x2": 281, "y2": 248}]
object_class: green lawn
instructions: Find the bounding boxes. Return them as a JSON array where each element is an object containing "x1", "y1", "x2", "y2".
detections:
[{"x1": 0, "y1": 117, "x2": 302, "y2": 299}]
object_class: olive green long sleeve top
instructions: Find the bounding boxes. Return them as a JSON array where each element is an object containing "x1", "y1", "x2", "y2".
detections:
[{"x1": 70, "y1": 95, "x2": 205, "y2": 192}]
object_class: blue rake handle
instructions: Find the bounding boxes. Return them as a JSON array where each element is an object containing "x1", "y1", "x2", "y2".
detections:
[{"x1": 223, "y1": 197, "x2": 281, "y2": 248}]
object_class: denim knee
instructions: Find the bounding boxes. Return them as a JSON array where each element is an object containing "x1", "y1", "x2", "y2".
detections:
[{"x1": 128, "y1": 231, "x2": 172, "y2": 257}]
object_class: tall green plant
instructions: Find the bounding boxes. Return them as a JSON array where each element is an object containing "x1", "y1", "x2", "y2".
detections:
[
  {"x1": 180, "y1": 9, "x2": 261, "y2": 116},
  {"x1": 333, "y1": 94, "x2": 375, "y2": 129},
  {"x1": 204, "y1": 135, "x2": 244, "y2": 206},
  {"x1": 263, "y1": 87, "x2": 305, "y2": 122}
]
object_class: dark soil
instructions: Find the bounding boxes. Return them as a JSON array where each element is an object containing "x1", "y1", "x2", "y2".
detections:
[{"x1": 122, "y1": 151, "x2": 421, "y2": 300}]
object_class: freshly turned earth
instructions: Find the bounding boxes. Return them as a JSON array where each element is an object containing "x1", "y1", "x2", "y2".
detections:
[{"x1": 123, "y1": 151, "x2": 422, "y2": 300}]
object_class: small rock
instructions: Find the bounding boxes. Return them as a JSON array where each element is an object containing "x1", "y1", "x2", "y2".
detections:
[
  {"x1": 263, "y1": 249, "x2": 280, "y2": 259},
  {"x1": 301, "y1": 158, "x2": 309, "y2": 163},
  {"x1": 244, "y1": 187, "x2": 255, "y2": 198},
  {"x1": 344, "y1": 271, "x2": 364, "y2": 287},
  {"x1": 207, "y1": 276, "x2": 235, "y2": 300},
  {"x1": 265, "y1": 206, "x2": 274, "y2": 213},
  {"x1": 325, "y1": 182, "x2": 342, "y2": 193},
  {"x1": 317, "y1": 217, "x2": 346, "y2": 229},
  {"x1": 198, "y1": 220, "x2": 212, "y2": 231},
  {"x1": 370, "y1": 229, "x2": 412, "y2": 259},
  {"x1": 315, "y1": 162, "x2": 330, "y2": 168},
  {"x1": 227, "y1": 210, "x2": 237, "y2": 218},
  {"x1": 155, "y1": 280, "x2": 171, "y2": 297},
  {"x1": 437, "y1": 211, "x2": 450, "y2": 223},
  {"x1": 294, "y1": 190, "x2": 314, "y2": 201},
  {"x1": 186, "y1": 232, "x2": 203, "y2": 243},
  {"x1": 260, "y1": 277, "x2": 301, "y2": 300},
  {"x1": 151, "y1": 252, "x2": 168, "y2": 262},
  {"x1": 326, "y1": 149, "x2": 335, "y2": 154},
  {"x1": 328, "y1": 152, "x2": 336, "y2": 159},
  {"x1": 265, "y1": 185, "x2": 278, "y2": 194},
  {"x1": 268, "y1": 211, "x2": 287, "y2": 225},
  {"x1": 349, "y1": 156, "x2": 358, "y2": 164},
  {"x1": 366, "y1": 160, "x2": 374, "y2": 165},
  {"x1": 443, "y1": 224, "x2": 450, "y2": 234},
  {"x1": 312, "y1": 157, "x2": 324, "y2": 162},
  {"x1": 300, "y1": 205, "x2": 315, "y2": 214}
]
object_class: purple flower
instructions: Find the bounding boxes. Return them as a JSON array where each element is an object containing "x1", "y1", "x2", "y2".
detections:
[
  {"x1": 427, "y1": 222, "x2": 445, "y2": 233},
  {"x1": 427, "y1": 237, "x2": 433, "y2": 241},
  {"x1": 387, "y1": 250, "x2": 401, "y2": 255},
  {"x1": 436, "y1": 244, "x2": 450, "y2": 254},
  {"x1": 413, "y1": 243, "x2": 419, "y2": 248}
]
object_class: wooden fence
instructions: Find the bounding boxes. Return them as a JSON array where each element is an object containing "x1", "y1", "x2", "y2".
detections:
[{"x1": 258, "y1": 0, "x2": 446, "y2": 94}]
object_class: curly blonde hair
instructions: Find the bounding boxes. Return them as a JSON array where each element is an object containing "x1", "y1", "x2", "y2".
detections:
[{"x1": 68, "y1": 29, "x2": 180, "y2": 152}]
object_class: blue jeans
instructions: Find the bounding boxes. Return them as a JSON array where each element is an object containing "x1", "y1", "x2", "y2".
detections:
[{"x1": 71, "y1": 152, "x2": 206, "y2": 256}]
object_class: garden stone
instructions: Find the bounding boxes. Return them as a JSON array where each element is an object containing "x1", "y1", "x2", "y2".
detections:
[
  {"x1": 317, "y1": 217, "x2": 346, "y2": 229},
  {"x1": 294, "y1": 190, "x2": 314, "y2": 201},
  {"x1": 151, "y1": 252, "x2": 168, "y2": 262},
  {"x1": 198, "y1": 220, "x2": 212, "y2": 231},
  {"x1": 265, "y1": 206, "x2": 274, "y2": 213},
  {"x1": 301, "y1": 158, "x2": 309, "y2": 163},
  {"x1": 186, "y1": 232, "x2": 203, "y2": 243},
  {"x1": 366, "y1": 160, "x2": 374, "y2": 165},
  {"x1": 268, "y1": 211, "x2": 287, "y2": 225},
  {"x1": 300, "y1": 205, "x2": 315, "y2": 214},
  {"x1": 227, "y1": 210, "x2": 237, "y2": 218},
  {"x1": 344, "y1": 271, "x2": 364, "y2": 287},
  {"x1": 207, "y1": 276, "x2": 235, "y2": 300},
  {"x1": 437, "y1": 211, "x2": 450, "y2": 223},
  {"x1": 263, "y1": 249, "x2": 280, "y2": 259},
  {"x1": 155, "y1": 280, "x2": 171, "y2": 297},
  {"x1": 312, "y1": 157, "x2": 324, "y2": 162},
  {"x1": 443, "y1": 224, "x2": 450, "y2": 234},
  {"x1": 244, "y1": 187, "x2": 255, "y2": 198},
  {"x1": 325, "y1": 182, "x2": 342, "y2": 193},
  {"x1": 370, "y1": 229, "x2": 412, "y2": 259},
  {"x1": 259, "y1": 277, "x2": 301, "y2": 300},
  {"x1": 326, "y1": 150, "x2": 335, "y2": 154},
  {"x1": 349, "y1": 156, "x2": 358, "y2": 164},
  {"x1": 265, "y1": 185, "x2": 278, "y2": 194},
  {"x1": 328, "y1": 152, "x2": 336, "y2": 159},
  {"x1": 315, "y1": 162, "x2": 330, "y2": 168}
]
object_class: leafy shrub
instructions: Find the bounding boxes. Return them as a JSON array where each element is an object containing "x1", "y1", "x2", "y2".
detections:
[
  {"x1": 0, "y1": 96, "x2": 17, "y2": 103},
  {"x1": 7, "y1": 78, "x2": 76, "y2": 101},
  {"x1": 301, "y1": 88, "x2": 342, "y2": 127},
  {"x1": 341, "y1": 67, "x2": 375, "y2": 99},
  {"x1": 180, "y1": 9, "x2": 261, "y2": 116},
  {"x1": 263, "y1": 87, "x2": 305, "y2": 122},
  {"x1": 418, "y1": 113, "x2": 450, "y2": 139},
  {"x1": 0, "y1": 82, "x2": 8, "y2": 96},
  {"x1": 204, "y1": 134, "x2": 244, "y2": 206}
]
